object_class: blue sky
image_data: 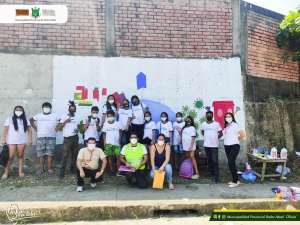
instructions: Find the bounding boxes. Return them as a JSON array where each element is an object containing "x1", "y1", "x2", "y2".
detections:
[{"x1": 245, "y1": 0, "x2": 300, "y2": 15}]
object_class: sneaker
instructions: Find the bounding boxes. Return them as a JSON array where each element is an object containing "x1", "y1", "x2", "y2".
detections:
[
  {"x1": 108, "y1": 170, "x2": 115, "y2": 178},
  {"x1": 214, "y1": 178, "x2": 219, "y2": 184},
  {"x1": 116, "y1": 171, "x2": 126, "y2": 177},
  {"x1": 205, "y1": 174, "x2": 214, "y2": 179},
  {"x1": 228, "y1": 181, "x2": 240, "y2": 185},
  {"x1": 91, "y1": 183, "x2": 97, "y2": 188},
  {"x1": 191, "y1": 175, "x2": 199, "y2": 180},
  {"x1": 77, "y1": 186, "x2": 83, "y2": 192},
  {"x1": 59, "y1": 172, "x2": 65, "y2": 179}
]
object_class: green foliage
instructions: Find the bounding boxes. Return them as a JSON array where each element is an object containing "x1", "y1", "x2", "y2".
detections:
[{"x1": 275, "y1": 7, "x2": 300, "y2": 63}]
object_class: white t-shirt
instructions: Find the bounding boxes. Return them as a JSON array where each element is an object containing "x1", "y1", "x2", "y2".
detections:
[
  {"x1": 102, "y1": 121, "x2": 122, "y2": 146},
  {"x1": 156, "y1": 121, "x2": 173, "y2": 138},
  {"x1": 200, "y1": 121, "x2": 222, "y2": 147},
  {"x1": 143, "y1": 121, "x2": 157, "y2": 140},
  {"x1": 120, "y1": 144, "x2": 148, "y2": 155},
  {"x1": 102, "y1": 104, "x2": 117, "y2": 122},
  {"x1": 119, "y1": 108, "x2": 132, "y2": 130},
  {"x1": 83, "y1": 116, "x2": 100, "y2": 141},
  {"x1": 33, "y1": 113, "x2": 60, "y2": 138},
  {"x1": 182, "y1": 126, "x2": 197, "y2": 151},
  {"x1": 77, "y1": 147, "x2": 106, "y2": 170},
  {"x1": 172, "y1": 121, "x2": 185, "y2": 145},
  {"x1": 60, "y1": 115, "x2": 80, "y2": 137},
  {"x1": 131, "y1": 103, "x2": 147, "y2": 125},
  {"x1": 4, "y1": 117, "x2": 31, "y2": 144},
  {"x1": 224, "y1": 122, "x2": 242, "y2": 146}
]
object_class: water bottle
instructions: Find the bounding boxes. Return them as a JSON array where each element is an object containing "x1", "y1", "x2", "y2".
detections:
[
  {"x1": 246, "y1": 161, "x2": 251, "y2": 173},
  {"x1": 260, "y1": 148, "x2": 265, "y2": 154}
]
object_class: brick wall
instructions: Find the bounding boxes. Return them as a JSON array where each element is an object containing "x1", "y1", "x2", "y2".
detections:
[
  {"x1": 247, "y1": 10, "x2": 299, "y2": 82},
  {"x1": 0, "y1": 0, "x2": 106, "y2": 55},
  {"x1": 114, "y1": 0, "x2": 233, "y2": 57}
]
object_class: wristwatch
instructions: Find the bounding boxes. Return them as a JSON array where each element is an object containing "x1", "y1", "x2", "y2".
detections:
[{"x1": 100, "y1": 170, "x2": 104, "y2": 173}]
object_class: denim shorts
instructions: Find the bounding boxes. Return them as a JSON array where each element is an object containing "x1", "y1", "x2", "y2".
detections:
[
  {"x1": 36, "y1": 137, "x2": 56, "y2": 157},
  {"x1": 173, "y1": 145, "x2": 183, "y2": 154}
]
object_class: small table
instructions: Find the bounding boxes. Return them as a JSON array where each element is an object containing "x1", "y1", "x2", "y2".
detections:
[{"x1": 247, "y1": 153, "x2": 287, "y2": 181}]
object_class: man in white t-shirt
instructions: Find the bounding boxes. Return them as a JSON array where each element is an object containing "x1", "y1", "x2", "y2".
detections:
[
  {"x1": 82, "y1": 106, "x2": 101, "y2": 147},
  {"x1": 57, "y1": 101, "x2": 80, "y2": 179},
  {"x1": 200, "y1": 111, "x2": 223, "y2": 184},
  {"x1": 30, "y1": 102, "x2": 60, "y2": 175},
  {"x1": 76, "y1": 137, "x2": 107, "y2": 192}
]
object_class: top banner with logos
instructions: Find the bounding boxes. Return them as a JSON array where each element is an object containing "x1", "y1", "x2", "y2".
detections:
[{"x1": 0, "y1": 5, "x2": 68, "y2": 23}]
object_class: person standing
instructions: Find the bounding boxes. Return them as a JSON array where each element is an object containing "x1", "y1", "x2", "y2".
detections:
[
  {"x1": 172, "y1": 112, "x2": 185, "y2": 170},
  {"x1": 131, "y1": 95, "x2": 149, "y2": 141},
  {"x1": 58, "y1": 101, "x2": 80, "y2": 179},
  {"x1": 82, "y1": 106, "x2": 101, "y2": 147},
  {"x1": 119, "y1": 99, "x2": 132, "y2": 145},
  {"x1": 30, "y1": 102, "x2": 60, "y2": 175},
  {"x1": 156, "y1": 112, "x2": 173, "y2": 146},
  {"x1": 223, "y1": 112, "x2": 245, "y2": 188},
  {"x1": 1, "y1": 106, "x2": 32, "y2": 179},
  {"x1": 200, "y1": 111, "x2": 223, "y2": 184},
  {"x1": 76, "y1": 137, "x2": 107, "y2": 192}
]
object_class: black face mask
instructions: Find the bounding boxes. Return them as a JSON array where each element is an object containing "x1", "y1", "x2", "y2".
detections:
[
  {"x1": 123, "y1": 104, "x2": 128, "y2": 108},
  {"x1": 69, "y1": 110, "x2": 76, "y2": 115},
  {"x1": 132, "y1": 101, "x2": 139, "y2": 106},
  {"x1": 185, "y1": 121, "x2": 191, "y2": 126},
  {"x1": 207, "y1": 116, "x2": 213, "y2": 121}
]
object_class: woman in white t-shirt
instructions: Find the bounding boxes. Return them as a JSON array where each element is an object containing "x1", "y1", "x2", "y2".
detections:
[
  {"x1": 223, "y1": 112, "x2": 245, "y2": 188},
  {"x1": 119, "y1": 99, "x2": 132, "y2": 144},
  {"x1": 131, "y1": 95, "x2": 149, "y2": 141},
  {"x1": 1, "y1": 106, "x2": 32, "y2": 179},
  {"x1": 172, "y1": 112, "x2": 185, "y2": 170},
  {"x1": 156, "y1": 112, "x2": 173, "y2": 146},
  {"x1": 141, "y1": 111, "x2": 157, "y2": 168},
  {"x1": 101, "y1": 95, "x2": 120, "y2": 126},
  {"x1": 177, "y1": 116, "x2": 199, "y2": 180}
]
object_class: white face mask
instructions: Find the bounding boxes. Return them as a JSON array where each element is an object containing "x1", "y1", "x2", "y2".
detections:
[
  {"x1": 108, "y1": 117, "x2": 114, "y2": 122},
  {"x1": 157, "y1": 140, "x2": 164, "y2": 146},
  {"x1": 92, "y1": 113, "x2": 98, "y2": 118},
  {"x1": 108, "y1": 100, "x2": 114, "y2": 104},
  {"x1": 130, "y1": 138, "x2": 138, "y2": 144},
  {"x1": 43, "y1": 108, "x2": 51, "y2": 113},
  {"x1": 176, "y1": 117, "x2": 182, "y2": 122},
  {"x1": 226, "y1": 118, "x2": 233, "y2": 123},
  {"x1": 161, "y1": 117, "x2": 167, "y2": 121},
  {"x1": 145, "y1": 117, "x2": 150, "y2": 121},
  {"x1": 15, "y1": 111, "x2": 23, "y2": 117},
  {"x1": 87, "y1": 144, "x2": 96, "y2": 150}
]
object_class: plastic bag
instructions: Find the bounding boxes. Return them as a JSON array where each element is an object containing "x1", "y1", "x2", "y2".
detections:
[
  {"x1": 275, "y1": 165, "x2": 290, "y2": 175},
  {"x1": 0, "y1": 144, "x2": 9, "y2": 167},
  {"x1": 241, "y1": 171, "x2": 257, "y2": 182}
]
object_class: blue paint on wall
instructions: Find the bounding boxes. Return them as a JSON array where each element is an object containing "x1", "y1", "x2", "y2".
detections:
[{"x1": 136, "y1": 72, "x2": 147, "y2": 90}]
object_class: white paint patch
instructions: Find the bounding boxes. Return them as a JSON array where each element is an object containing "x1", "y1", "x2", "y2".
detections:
[{"x1": 25, "y1": 89, "x2": 33, "y2": 95}]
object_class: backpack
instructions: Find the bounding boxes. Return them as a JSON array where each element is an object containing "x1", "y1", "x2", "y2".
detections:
[
  {"x1": 179, "y1": 158, "x2": 194, "y2": 179},
  {"x1": 83, "y1": 116, "x2": 100, "y2": 140},
  {"x1": 0, "y1": 144, "x2": 9, "y2": 167}
]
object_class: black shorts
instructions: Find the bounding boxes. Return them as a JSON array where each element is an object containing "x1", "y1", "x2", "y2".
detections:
[{"x1": 141, "y1": 137, "x2": 152, "y2": 145}]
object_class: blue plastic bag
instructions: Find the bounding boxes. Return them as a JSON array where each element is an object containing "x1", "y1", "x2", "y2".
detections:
[{"x1": 242, "y1": 171, "x2": 257, "y2": 182}]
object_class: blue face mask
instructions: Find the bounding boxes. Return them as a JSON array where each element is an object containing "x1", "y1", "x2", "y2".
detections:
[{"x1": 108, "y1": 117, "x2": 114, "y2": 122}]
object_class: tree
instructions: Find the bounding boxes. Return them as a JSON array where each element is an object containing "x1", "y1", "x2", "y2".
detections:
[{"x1": 276, "y1": 7, "x2": 300, "y2": 63}]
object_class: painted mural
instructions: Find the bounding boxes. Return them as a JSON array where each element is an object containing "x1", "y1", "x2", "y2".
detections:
[{"x1": 52, "y1": 56, "x2": 245, "y2": 144}]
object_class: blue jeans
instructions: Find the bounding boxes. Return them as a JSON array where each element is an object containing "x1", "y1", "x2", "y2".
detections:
[{"x1": 150, "y1": 164, "x2": 172, "y2": 183}]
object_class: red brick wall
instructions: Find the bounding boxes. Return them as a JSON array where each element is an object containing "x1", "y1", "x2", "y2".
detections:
[
  {"x1": 247, "y1": 11, "x2": 299, "y2": 82},
  {"x1": 0, "y1": 0, "x2": 106, "y2": 55},
  {"x1": 114, "y1": 0, "x2": 233, "y2": 57}
]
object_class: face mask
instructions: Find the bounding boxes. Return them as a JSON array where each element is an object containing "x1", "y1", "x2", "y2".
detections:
[
  {"x1": 92, "y1": 113, "x2": 98, "y2": 118},
  {"x1": 132, "y1": 101, "x2": 139, "y2": 106},
  {"x1": 15, "y1": 111, "x2": 23, "y2": 117},
  {"x1": 69, "y1": 110, "x2": 75, "y2": 115},
  {"x1": 145, "y1": 117, "x2": 150, "y2": 121},
  {"x1": 108, "y1": 117, "x2": 114, "y2": 122},
  {"x1": 185, "y1": 121, "x2": 191, "y2": 126},
  {"x1": 176, "y1": 117, "x2": 182, "y2": 122},
  {"x1": 87, "y1": 144, "x2": 96, "y2": 150},
  {"x1": 108, "y1": 100, "x2": 114, "y2": 104},
  {"x1": 130, "y1": 138, "x2": 138, "y2": 144},
  {"x1": 123, "y1": 104, "x2": 128, "y2": 108},
  {"x1": 157, "y1": 140, "x2": 164, "y2": 146},
  {"x1": 43, "y1": 108, "x2": 51, "y2": 113},
  {"x1": 161, "y1": 117, "x2": 167, "y2": 121},
  {"x1": 207, "y1": 116, "x2": 213, "y2": 121},
  {"x1": 226, "y1": 118, "x2": 232, "y2": 123}
]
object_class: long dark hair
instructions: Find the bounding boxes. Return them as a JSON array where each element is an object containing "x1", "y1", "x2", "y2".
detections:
[
  {"x1": 144, "y1": 111, "x2": 152, "y2": 123},
  {"x1": 160, "y1": 112, "x2": 169, "y2": 122},
  {"x1": 181, "y1": 116, "x2": 195, "y2": 133},
  {"x1": 12, "y1": 106, "x2": 27, "y2": 132},
  {"x1": 224, "y1": 112, "x2": 237, "y2": 128},
  {"x1": 106, "y1": 94, "x2": 117, "y2": 110}
]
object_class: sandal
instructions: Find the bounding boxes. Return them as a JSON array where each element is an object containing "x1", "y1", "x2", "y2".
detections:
[
  {"x1": 229, "y1": 182, "x2": 240, "y2": 188},
  {"x1": 2, "y1": 174, "x2": 8, "y2": 180},
  {"x1": 19, "y1": 173, "x2": 25, "y2": 178},
  {"x1": 191, "y1": 175, "x2": 199, "y2": 180},
  {"x1": 169, "y1": 183, "x2": 174, "y2": 190},
  {"x1": 48, "y1": 169, "x2": 55, "y2": 174},
  {"x1": 37, "y1": 170, "x2": 44, "y2": 175},
  {"x1": 228, "y1": 181, "x2": 240, "y2": 185}
]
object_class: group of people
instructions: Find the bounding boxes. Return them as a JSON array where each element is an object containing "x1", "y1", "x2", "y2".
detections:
[{"x1": 1, "y1": 94, "x2": 245, "y2": 191}]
